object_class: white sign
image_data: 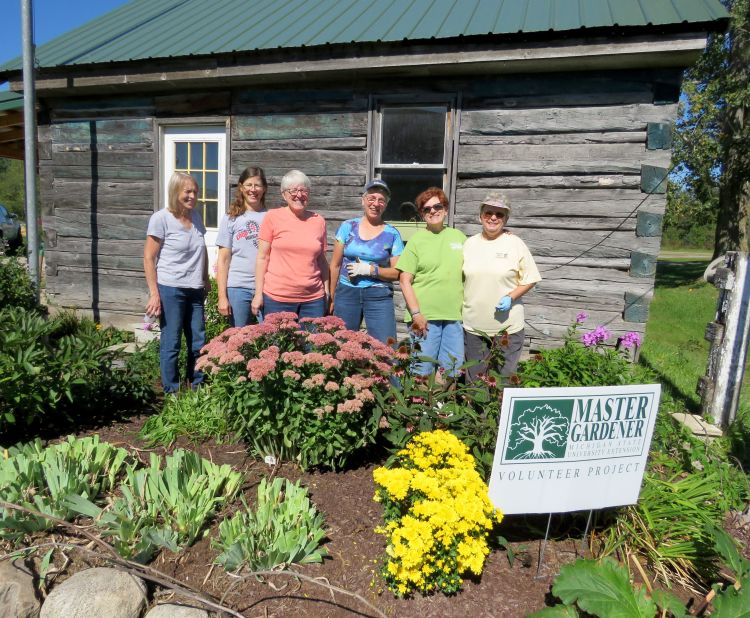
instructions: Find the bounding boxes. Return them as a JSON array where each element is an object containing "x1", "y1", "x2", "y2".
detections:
[{"x1": 488, "y1": 385, "x2": 661, "y2": 515}]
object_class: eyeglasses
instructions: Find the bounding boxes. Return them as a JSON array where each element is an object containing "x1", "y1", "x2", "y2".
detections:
[
  {"x1": 481, "y1": 210, "x2": 507, "y2": 220},
  {"x1": 420, "y1": 203, "x2": 445, "y2": 214},
  {"x1": 285, "y1": 188, "x2": 310, "y2": 196},
  {"x1": 242, "y1": 183, "x2": 264, "y2": 190},
  {"x1": 364, "y1": 195, "x2": 387, "y2": 206}
]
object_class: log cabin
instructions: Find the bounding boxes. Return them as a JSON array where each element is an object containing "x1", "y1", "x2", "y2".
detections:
[{"x1": 0, "y1": 0, "x2": 728, "y2": 348}]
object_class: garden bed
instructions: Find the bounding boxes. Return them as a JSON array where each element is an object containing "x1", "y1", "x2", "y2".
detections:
[
  {"x1": 3, "y1": 383, "x2": 744, "y2": 616},
  {"x1": 4, "y1": 414, "x2": 687, "y2": 618}
]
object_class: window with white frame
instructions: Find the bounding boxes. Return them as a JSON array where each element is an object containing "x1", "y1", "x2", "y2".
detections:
[
  {"x1": 162, "y1": 126, "x2": 226, "y2": 230},
  {"x1": 372, "y1": 103, "x2": 453, "y2": 221}
]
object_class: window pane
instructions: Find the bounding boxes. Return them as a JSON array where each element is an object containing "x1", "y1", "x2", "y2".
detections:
[
  {"x1": 189, "y1": 142, "x2": 203, "y2": 170},
  {"x1": 379, "y1": 169, "x2": 445, "y2": 221},
  {"x1": 205, "y1": 142, "x2": 219, "y2": 170},
  {"x1": 204, "y1": 172, "x2": 218, "y2": 200},
  {"x1": 381, "y1": 107, "x2": 445, "y2": 165},
  {"x1": 175, "y1": 142, "x2": 188, "y2": 169},
  {"x1": 202, "y1": 201, "x2": 218, "y2": 228}
]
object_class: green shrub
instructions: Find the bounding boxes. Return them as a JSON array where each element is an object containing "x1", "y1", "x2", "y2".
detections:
[
  {"x1": 66, "y1": 449, "x2": 242, "y2": 562},
  {"x1": 0, "y1": 435, "x2": 131, "y2": 540},
  {"x1": 200, "y1": 312, "x2": 394, "y2": 470},
  {"x1": 518, "y1": 317, "x2": 642, "y2": 388},
  {"x1": 374, "y1": 368, "x2": 503, "y2": 481},
  {"x1": 0, "y1": 256, "x2": 38, "y2": 312},
  {"x1": 140, "y1": 386, "x2": 231, "y2": 447},
  {"x1": 205, "y1": 281, "x2": 231, "y2": 341},
  {"x1": 528, "y1": 557, "x2": 684, "y2": 618},
  {"x1": 213, "y1": 477, "x2": 327, "y2": 571},
  {"x1": 0, "y1": 307, "x2": 154, "y2": 435},
  {"x1": 598, "y1": 468, "x2": 734, "y2": 590}
]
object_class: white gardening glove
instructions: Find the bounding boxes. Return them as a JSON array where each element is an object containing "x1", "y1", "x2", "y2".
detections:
[{"x1": 346, "y1": 260, "x2": 372, "y2": 278}]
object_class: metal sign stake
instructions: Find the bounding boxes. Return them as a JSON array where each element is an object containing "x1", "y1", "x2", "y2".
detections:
[
  {"x1": 580, "y1": 509, "x2": 594, "y2": 554},
  {"x1": 535, "y1": 513, "x2": 553, "y2": 579}
]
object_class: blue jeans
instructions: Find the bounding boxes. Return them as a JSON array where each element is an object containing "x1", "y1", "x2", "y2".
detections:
[
  {"x1": 411, "y1": 320, "x2": 465, "y2": 377},
  {"x1": 158, "y1": 284, "x2": 206, "y2": 393},
  {"x1": 333, "y1": 283, "x2": 396, "y2": 344},
  {"x1": 227, "y1": 287, "x2": 261, "y2": 327},
  {"x1": 263, "y1": 294, "x2": 326, "y2": 320}
]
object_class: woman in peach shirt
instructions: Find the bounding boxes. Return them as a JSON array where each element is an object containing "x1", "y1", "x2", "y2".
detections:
[{"x1": 251, "y1": 169, "x2": 329, "y2": 319}]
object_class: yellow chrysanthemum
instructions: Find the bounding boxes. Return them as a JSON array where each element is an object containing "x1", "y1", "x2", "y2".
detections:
[{"x1": 373, "y1": 429, "x2": 502, "y2": 597}]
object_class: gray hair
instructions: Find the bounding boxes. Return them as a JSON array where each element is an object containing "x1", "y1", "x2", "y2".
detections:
[{"x1": 280, "y1": 169, "x2": 311, "y2": 193}]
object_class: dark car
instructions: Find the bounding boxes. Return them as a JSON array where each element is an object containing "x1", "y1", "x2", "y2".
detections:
[{"x1": 0, "y1": 204, "x2": 22, "y2": 252}]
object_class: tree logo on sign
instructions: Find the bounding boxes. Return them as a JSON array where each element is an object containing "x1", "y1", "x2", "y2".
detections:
[{"x1": 505, "y1": 403, "x2": 570, "y2": 460}]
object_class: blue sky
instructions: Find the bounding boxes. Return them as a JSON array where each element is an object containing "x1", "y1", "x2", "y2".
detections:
[{"x1": 1, "y1": 0, "x2": 129, "y2": 86}]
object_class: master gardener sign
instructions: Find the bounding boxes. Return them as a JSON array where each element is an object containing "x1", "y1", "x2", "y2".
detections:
[{"x1": 488, "y1": 385, "x2": 661, "y2": 514}]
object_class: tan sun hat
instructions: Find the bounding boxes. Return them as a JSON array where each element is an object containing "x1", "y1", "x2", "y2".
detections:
[{"x1": 480, "y1": 191, "x2": 511, "y2": 213}]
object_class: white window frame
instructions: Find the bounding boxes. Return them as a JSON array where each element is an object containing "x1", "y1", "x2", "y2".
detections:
[
  {"x1": 161, "y1": 125, "x2": 227, "y2": 229},
  {"x1": 159, "y1": 122, "x2": 229, "y2": 276}
]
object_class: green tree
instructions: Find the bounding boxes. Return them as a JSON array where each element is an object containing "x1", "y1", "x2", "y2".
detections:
[
  {"x1": 0, "y1": 157, "x2": 25, "y2": 220},
  {"x1": 671, "y1": 0, "x2": 749, "y2": 256}
]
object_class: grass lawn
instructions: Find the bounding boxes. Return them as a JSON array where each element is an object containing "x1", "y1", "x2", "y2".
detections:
[{"x1": 641, "y1": 258, "x2": 750, "y2": 416}]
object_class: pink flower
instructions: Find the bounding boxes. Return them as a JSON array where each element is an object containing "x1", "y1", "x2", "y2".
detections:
[
  {"x1": 336, "y1": 398, "x2": 364, "y2": 413},
  {"x1": 281, "y1": 351, "x2": 305, "y2": 367},
  {"x1": 324, "y1": 381, "x2": 340, "y2": 392},
  {"x1": 582, "y1": 325, "x2": 610, "y2": 347},
  {"x1": 300, "y1": 315, "x2": 347, "y2": 332},
  {"x1": 283, "y1": 369, "x2": 301, "y2": 380},
  {"x1": 357, "y1": 389, "x2": 374, "y2": 402},
  {"x1": 246, "y1": 357, "x2": 275, "y2": 380},
  {"x1": 619, "y1": 331, "x2": 642, "y2": 349},
  {"x1": 307, "y1": 332, "x2": 337, "y2": 347},
  {"x1": 344, "y1": 375, "x2": 377, "y2": 390},
  {"x1": 302, "y1": 373, "x2": 326, "y2": 389},
  {"x1": 576, "y1": 312, "x2": 588, "y2": 324}
]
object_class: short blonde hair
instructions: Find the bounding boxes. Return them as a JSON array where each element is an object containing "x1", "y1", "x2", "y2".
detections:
[{"x1": 167, "y1": 172, "x2": 198, "y2": 215}]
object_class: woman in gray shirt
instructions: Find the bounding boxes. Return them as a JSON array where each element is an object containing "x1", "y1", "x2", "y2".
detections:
[
  {"x1": 144, "y1": 172, "x2": 209, "y2": 393},
  {"x1": 216, "y1": 166, "x2": 267, "y2": 326}
]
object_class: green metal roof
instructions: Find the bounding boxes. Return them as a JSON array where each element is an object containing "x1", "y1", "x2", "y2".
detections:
[
  {"x1": 0, "y1": 91, "x2": 23, "y2": 112},
  {"x1": 0, "y1": 0, "x2": 728, "y2": 73}
]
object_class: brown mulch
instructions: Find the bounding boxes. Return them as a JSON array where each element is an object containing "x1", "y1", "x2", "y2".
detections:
[{"x1": 5, "y1": 414, "x2": 709, "y2": 618}]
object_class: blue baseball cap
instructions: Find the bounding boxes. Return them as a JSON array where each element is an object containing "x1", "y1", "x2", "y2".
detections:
[{"x1": 364, "y1": 179, "x2": 390, "y2": 197}]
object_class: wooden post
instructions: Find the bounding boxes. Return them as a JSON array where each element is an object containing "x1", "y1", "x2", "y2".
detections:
[{"x1": 699, "y1": 252, "x2": 750, "y2": 427}]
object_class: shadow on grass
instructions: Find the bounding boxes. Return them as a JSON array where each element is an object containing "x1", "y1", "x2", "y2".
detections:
[
  {"x1": 638, "y1": 353, "x2": 702, "y2": 414},
  {"x1": 726, "y1": 405, "x2": 750, "y2": 472},
  {"x1": 655, "y1": 259, "x2": 711, "y2": 288}
]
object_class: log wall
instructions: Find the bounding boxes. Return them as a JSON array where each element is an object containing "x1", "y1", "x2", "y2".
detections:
[{"x1": 38, "y1": 68, "x2": 680, "y2": 349}]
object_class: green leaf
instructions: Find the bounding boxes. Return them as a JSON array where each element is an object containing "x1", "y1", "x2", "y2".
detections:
[
  {"x1": 707, "y1": 524, "x2": 750, "y2": 581},
  {"x1": 39, "y1": 548, "x2": 54, "y2": 587},
  {"x1": 650, "y1": 589, "x2": 687, "y2": 618},
  {"x1": 551, "y1": 559, "x2": 657, "y2": 618},
  {"x1": 711, "y1": 579, "x2": 750, "y2": 618},
  {"x1": 526, "y1": 606, "x2": 580, "y2": 618}
]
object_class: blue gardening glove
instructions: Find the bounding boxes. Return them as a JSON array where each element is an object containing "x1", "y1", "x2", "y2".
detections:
[{"x1": 496, "y1": 295, "x2": 512, "y2": 312}]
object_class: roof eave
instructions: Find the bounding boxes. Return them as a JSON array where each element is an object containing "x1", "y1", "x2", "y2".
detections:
[{"x1": 3, "y1": 29, "x2": 715, "y2": 96}]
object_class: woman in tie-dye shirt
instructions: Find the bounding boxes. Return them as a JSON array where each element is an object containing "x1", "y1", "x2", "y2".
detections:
[{"x1": 329, "y1": 179, "x2": 404, "y2": 344}]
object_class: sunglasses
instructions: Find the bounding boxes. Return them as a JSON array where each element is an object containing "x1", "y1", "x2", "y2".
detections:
[
  {"x1": 481, "y1": 209, "x2": 507, "y2": 220},
  {"x1": 420, "y1": 204, "x2": 445, "y2": 215}
]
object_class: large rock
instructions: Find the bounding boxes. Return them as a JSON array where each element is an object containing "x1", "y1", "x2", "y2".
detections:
[
  {"x1": 145, "y1": 604, "x2": 209, "y2": 618},
  {"x1": 0, "y1": 559, "x2": 40, "y2": 618},
  {"x1": 40, "y1": 567, "x2": 146, "y2": 618}
]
